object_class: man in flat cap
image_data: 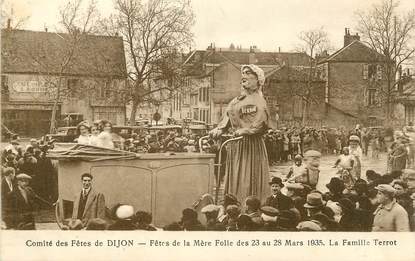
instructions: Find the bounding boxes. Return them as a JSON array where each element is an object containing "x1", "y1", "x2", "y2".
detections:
[
  {"x1": 8, "y1": 173, "x2": 37, "y2": 229},
  {"x1": 72, "y1": 173, "x2": 106, "y2": 227},
  {"x1": 372, "y1": 184, "x2": 409, "y2": 231}
]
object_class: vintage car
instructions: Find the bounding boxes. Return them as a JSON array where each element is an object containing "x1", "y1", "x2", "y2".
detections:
[
  {"x1": 111, "y1": 125, "x2": 147, "y2": 139},
  {"x1": 147, "y1": 125, "x2": 183, "y2": 136},
  {"x1": 45, "y1": 127, "x2": 78, "y2": 143}
]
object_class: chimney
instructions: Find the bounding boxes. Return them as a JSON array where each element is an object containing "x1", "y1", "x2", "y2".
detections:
[
  {"x1": 249, "y1": 46, "x2": 256, "y2": 64},
  {"x1": 45, "y1": 27, "x2": 48, "y2": 32},
  {"x1": 278, "y1": 47, "x2": 281, "y2": 52},
  {"x1": 344, "y1": 28, "x2": 360, "y2": 47},
  {"x1": 7, "y1": 19, "x2": 11, "y2": 29}
]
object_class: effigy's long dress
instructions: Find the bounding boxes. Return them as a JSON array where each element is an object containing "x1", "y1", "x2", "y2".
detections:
[{"x1": 217, "y1": 92, "x2": 270, "y2": 201}]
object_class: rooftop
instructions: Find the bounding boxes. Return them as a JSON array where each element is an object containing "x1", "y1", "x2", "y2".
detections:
[{"x1": 1, "y1": 29, "x2": 127, "y2": 77}]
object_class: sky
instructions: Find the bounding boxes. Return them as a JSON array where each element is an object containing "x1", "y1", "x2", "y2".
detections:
[{"x1": 4, "y1": 0, "x2": 415, "y2": 52}]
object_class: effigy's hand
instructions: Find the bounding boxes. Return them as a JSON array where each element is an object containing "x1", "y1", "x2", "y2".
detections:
[
  {"x1": 209, "y1": 128, "x2": 223, "y2": 139},
  {"x1": 235, "y1": 129, "x2": 246, "y2": 136}
]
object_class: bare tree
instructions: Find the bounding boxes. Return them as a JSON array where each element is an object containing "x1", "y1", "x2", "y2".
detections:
[
  {"x1": 100, "y1": 0, "x2": 195, "y2": 125},
  {"x1": 297, "y1": 27, "x2": 331, "y2": 124},
  {"x1": 356, "y1": 0, "x2": 415, "y2": 119},
  {"x1": 17, "y1": 0, "x2": 104, "y2": 133},
  {"x1": 1, "y1": 1, "x2": 30, "y2": 29}
]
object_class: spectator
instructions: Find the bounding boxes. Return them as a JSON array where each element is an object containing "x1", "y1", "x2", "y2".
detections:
[
  {"x1": 264, "y1": 177, "x2": 293, "y2": 211},
  {"x1": 372, "y1": 184, "x2": 410, "y2": 231},
  {"x1": 71, "y1": 173, "x2": 106, "y2": 227},
  {"x1": 108, "y1": 205, "x2": 137, "y2": 230}
]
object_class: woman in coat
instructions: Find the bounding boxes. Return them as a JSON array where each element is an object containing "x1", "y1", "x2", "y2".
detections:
[{"x1": 210, "y1": 64, "x2": 270, "y2": 201}]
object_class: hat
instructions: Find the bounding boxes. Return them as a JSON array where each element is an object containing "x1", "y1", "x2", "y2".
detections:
[
  {"x1": 303, "y1": 150, "x2": 321, "y2": 158},
  {"x1": 182, "y1": 208, "x2": 198, "y2": 221},
  {"x1": 201, "y1": 204, "x2": 220, "y2": 214},
  {"x1": 326, "y1": 177, "x2": 345, "y2": 192},
  {"x1": 285, "y1": 183, "x2": 304, "y2": 190},
  {"x1": 269, "y1": 176, "x2": 284, "y2": 187},
  {"x1": 86, "y1": 218, "x2": 107, "y2": 230},
  {"x1": 226, "y1": 205, "x2": 241, "y2": 217},
  {"x1": 375, "y1": 184, "x2": 396, "y2": 195},
  {"x1": 337, "y1": 198, "x2": 355, "y2": 212},
  {"x1": 311, "y1": 213, "x2": 332, "y2": 227},
  {"x1": 296, "y1": 221, "x2": 322, "y2": 231},
  {"x1": 16, "y1": 173, "x2": 32, "y2": 180},
  {"x1": 241, "y1": 64, "x2": 265, "y2": 86},
  {"x1": 77, "y1": 121, "x2": 91, "y2": 129},
  {"x1": 366, "y1": 170, "x2": 381, "y2": 181},
  {"x1": 403, "y1": 169, "x2": 415, "y2": 180},
  {"x1": 115, "y1": 205, "x2": 135, "y2": 220},
  {"x1": 260, "y1": 206, "x2": 279, "y2": 217},
  {"x1": 349, "y1": 135, "x2": 360, "y2": 142},
  {"x1": 304, "y1": 193, "x2": 325, "y2": 209},
  {"x1": 277, "y1": 210, "x2": 298, "y2": 229},
  {"x1": 294, "y1": 154, "x2": 302, "y2": 160},
  {"x1": 224, "y1": 194, "x2": 239, "y2": 206},
  {"x1": 30, "y1": 138, "x2": 37, "y2": 142},
  {"x1": 11, "y1": 140, "x2": 19, "y2": 145}
]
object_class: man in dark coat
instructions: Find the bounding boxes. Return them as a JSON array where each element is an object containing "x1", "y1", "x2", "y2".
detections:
[
  {"x1": 179, "y1": 208, "x2": 205, "y2": 231},
  {"x1": 1, "y1": 167, "x2": 15, "y2": 228},
  {"x1": 201, "y1": 204, "x2": 226, "y2": 231},
  {"x1": 264, "y1": 177, "x2": 293, "y2": 211},
  {"x1": 8, "y1": 174, "x2": 38, "y2": 229},
  {"x1": 71, "y1": 173, "x2": 106, "y2": 227}
]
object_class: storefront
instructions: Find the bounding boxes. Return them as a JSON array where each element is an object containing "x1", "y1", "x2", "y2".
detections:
[{"x1": 1, "y1": 102, "x2": 60, "y2": 137}]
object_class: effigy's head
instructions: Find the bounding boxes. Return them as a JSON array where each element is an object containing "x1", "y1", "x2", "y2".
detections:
[
  {"x1": 304, "y1": 150, "x2": 321, "y2": 168},
  {"x1": 241, "y1": 64, "x2": 264, "y2": 94}
]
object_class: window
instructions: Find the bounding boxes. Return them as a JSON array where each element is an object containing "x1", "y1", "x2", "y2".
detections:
[
  {"x1": 67, "y1": 78, "x2": 80, "y2": 97},
  {"x1": 368, "y1": 89, "x2": 377, "y2": 106},
  {"x1": 199, "y1": 108, "x2": 210, "y2": 123},
  {"x1": 199, "y1": 87, "x2": 209, "y2": 103},
  {"x1": 364, "y1": 64, "x2": 382, "y2": 80},
  {"x1": 105, "y1": 80, "x2": 112, "y2": 97},
  {"x1": 193, "y1": 108, "x2": 199, "y2": 120},
  {"x1": 363, "y1": 64, "x2": 369, "y2": 80},
  {"x1": 376, "y1": 65, "x2": 383, "y2": 80},
  {"x1": 1, "y1": 75, "x2": 9, "y2": 96},
  {"x1": 405, "y1": 105, "x2": 415, "y2": 125},
  {"x1": 191, "y1": 94, "x2": 198, "y2": 106},
  {"x1": 183, "y1": 92, "x2": 190, "y2": 105}
]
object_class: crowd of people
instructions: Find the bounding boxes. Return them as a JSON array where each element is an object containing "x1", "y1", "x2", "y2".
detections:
[
  {"x1": 2, "y1": 119, "x2": 415, "y2": 231},
  {"x1": 48, "y1": 168, "x2": 415, "y2": 232},
  {"x1": 1, "y1": 135, "x2": 57, "y2": 229}
]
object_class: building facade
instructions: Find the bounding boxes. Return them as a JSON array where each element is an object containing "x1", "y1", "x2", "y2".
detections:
[
  {"x1": 316, "y1": 28, "x2": 396, "y2": 127},
  {"x1": 1, "y1": 28, "x2": 127, "y2": 137}
]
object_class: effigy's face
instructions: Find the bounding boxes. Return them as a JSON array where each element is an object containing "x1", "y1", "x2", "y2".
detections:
[
  {"x1": 306, "y1": 156, "x2": 321, "y2": 168},
  {"x1": 241, "y1": 67, "x2": 259, "y2": 93},
  {"x1": 349, "y1": 141, "x2": 358, "y2": 148}
]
